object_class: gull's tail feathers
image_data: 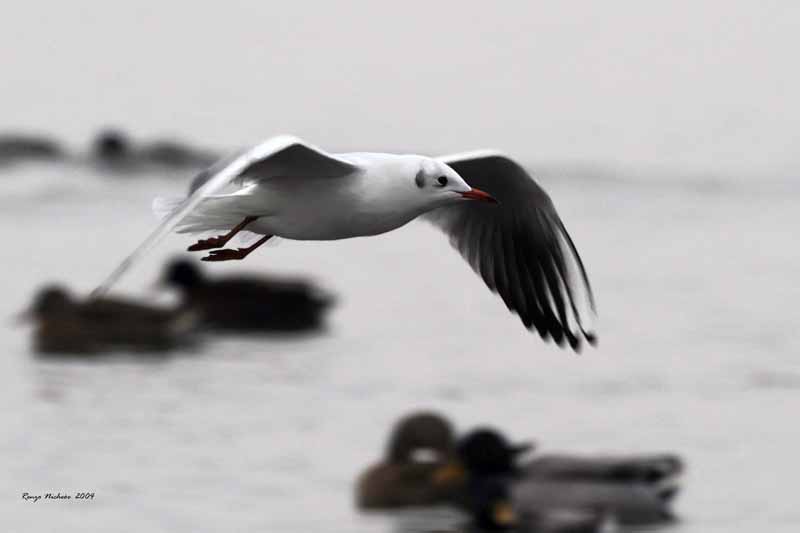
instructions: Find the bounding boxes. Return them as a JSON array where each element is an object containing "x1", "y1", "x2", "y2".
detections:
[
  {"x1": 92, "y1": 135, "x2": 305, "y2": 298},
  {"x1": 157, "y1": 202, "x2": 279, "y2": 247},
  {"x1": 152, "y1": 195, "x2": 248, "y2": 234}
]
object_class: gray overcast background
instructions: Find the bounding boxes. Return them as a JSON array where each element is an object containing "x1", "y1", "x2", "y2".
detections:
[
  {"x1": 2, "y1": 1, "x2": 798, "y2": 180},
  {"x1": 3, "y1": 4, "x2": 800, "y2": 532}
]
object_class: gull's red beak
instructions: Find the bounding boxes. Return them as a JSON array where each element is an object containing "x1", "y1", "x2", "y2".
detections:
[{"x1": 460, "y1": 188, "x2": 498, "y2": 204}]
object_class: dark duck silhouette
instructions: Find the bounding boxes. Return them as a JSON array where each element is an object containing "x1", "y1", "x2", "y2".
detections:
[
  {"x1": 0, "y1": 133, "x2": 65, "y2": 165},
  {"x1": 92, "y1": 128, "x2": 217, "y2": 171},
  {"x1": 20, "y1": 285, "x2": 199, "y2": 355},
  {"x1": 356, "y1": 411, "x2": 466, "y2": 509},
  {"x1": 159, "y1": 259, "x2": 334, "y2": 333},
  {"x1": 453, "y1": 428, "x2": 684, "y2": 527}
]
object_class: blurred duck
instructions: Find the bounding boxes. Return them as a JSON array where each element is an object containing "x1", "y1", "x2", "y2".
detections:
[
  {"x1": 160, "y1": 259, "x2": 335, "y2": 333},
  {"x1": 92, "y1": 129, "x2": 217, "y2": 171},
  {"x1": 454, "y1": 429, "x2": 683, "y2": 527},
  {"x1": 20, "y1": 285, "x2": 198, "y2": 355},
  {"x1": 523, "y1": 452, "x2": 682, "y2": 497},
  {"x1": 356, "y1": 411, "x2": 465, "y2": 509},
  {"x1": 0, "y1": 133, "x2": 64, "y2": 165}
]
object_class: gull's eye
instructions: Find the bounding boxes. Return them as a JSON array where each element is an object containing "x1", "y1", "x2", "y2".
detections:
[{"x1": 436, "y1": 176, "x2": 448, "y2": 187}]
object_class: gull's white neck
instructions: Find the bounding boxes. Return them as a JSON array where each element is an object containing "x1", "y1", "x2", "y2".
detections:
[{"x1": 341, "y1": 153, "x2": 445, "y2": 231}]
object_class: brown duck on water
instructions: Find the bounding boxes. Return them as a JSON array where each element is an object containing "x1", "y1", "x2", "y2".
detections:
[
  {"x1": 159, "y1": 259, "x2": 335, "y2": 334},
  {"x1": 19, "y1": 285, "x2": 199, "y2": 355},
  {"x1": 356, "y1": 411, "x2": 467, "y2": 509},
  {"x1": 0, "y1": 133, "x2": 65, "y2": 165},
  {"x1": 91, "y1": 129, "x2": 218, "y2": 172}
]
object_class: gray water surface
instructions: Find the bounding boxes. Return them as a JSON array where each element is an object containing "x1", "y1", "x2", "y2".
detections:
[{"x1": 1, "y1": 162, "x2": 797, "y2": 532}]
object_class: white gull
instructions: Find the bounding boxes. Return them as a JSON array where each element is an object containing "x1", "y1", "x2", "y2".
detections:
[{"x1": 94, "y1": 135, "x2": 596, "y2": 350}]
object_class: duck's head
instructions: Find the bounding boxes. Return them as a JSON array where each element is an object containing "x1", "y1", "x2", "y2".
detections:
[
  {"x1": 94, "y1": 128, "x2": 130, "y2": 160},
  {"x1": 456, "y1": 428, "x2": 534, "y2": 477},
  {"x1": 386, "y1": 411, "x2": 456, "y2": 464},
  {"x1": 18, "y1": 285, "x2": 73, "y2": 321},
  {"x1": 161, "y1": 259, "x2": 204, "y2": 290}
]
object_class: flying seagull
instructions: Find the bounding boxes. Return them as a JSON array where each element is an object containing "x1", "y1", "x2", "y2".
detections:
[{"x1": 94, "y1": 135, "x2": 596, "y2": 350}]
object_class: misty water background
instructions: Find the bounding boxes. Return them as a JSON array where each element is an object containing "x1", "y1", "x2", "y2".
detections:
[{"x1": 1, "y1": 2, "x2": 799, "y2": 532}]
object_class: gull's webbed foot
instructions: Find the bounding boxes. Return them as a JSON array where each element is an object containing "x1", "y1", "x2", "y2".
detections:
[
  {"x1": 188, "y1": 235, "x2": 228, "y2": 251},
  {"x1": 201, "y1": 248, "x2": 249, "y2": 262},
  {"x1": 187, "y1": 216, "x2": 260, "y2": 252}
]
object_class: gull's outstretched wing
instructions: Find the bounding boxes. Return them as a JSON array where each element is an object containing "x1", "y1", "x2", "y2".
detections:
[
  {"x1": 425, "y1": 151, "x2": 596, "y2": 351},
  {"x1": 93, "y1": 135, "x2": 358, "y2": 297},
  {"x1": 187, "y1": 136, "x2": 357, "y2": 194}
]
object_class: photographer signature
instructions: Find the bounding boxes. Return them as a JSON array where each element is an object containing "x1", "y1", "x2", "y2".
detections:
[{"x1": 22, "y1": 492, "x2": 95, "y2": 502}]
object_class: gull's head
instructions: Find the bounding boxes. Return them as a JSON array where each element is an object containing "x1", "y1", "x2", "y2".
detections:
[{"x1": 413, "y1": 158, "x2": 497, "y2": 207}]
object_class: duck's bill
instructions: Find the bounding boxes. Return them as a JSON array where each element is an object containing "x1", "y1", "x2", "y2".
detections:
[
  {"x1": 460, "y1": 188, "x2": 498, "y2": 203},
  {"x1": 432, "y1": 461, "x2": 466, "y2": 485},
  {"x1": 510, "y1": 441, "x2": 535, "y2": 456},
  {"x1": 492, "y1": 502, "x2": 518, "y2": 526}
]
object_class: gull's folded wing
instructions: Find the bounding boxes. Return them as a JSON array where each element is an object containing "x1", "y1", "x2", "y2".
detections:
[
  {"x1": 425, "y1": 151, "x2": 596, "y2": 351},
  {"x1": 93, "y1": 135, "x2": 358, "y2": 296}
]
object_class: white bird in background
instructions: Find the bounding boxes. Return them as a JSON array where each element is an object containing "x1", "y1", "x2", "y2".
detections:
[{"x1": 94, "y1": 135, "x2": 596, "y2": 350}]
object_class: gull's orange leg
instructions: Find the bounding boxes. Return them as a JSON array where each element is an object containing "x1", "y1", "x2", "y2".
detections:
[
  {"x1": 201, "y1": 235, "x2": 273, "y2": 262},
  {"x1": 188, "y1": 216, "x2": 259, "y2": 252}
]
